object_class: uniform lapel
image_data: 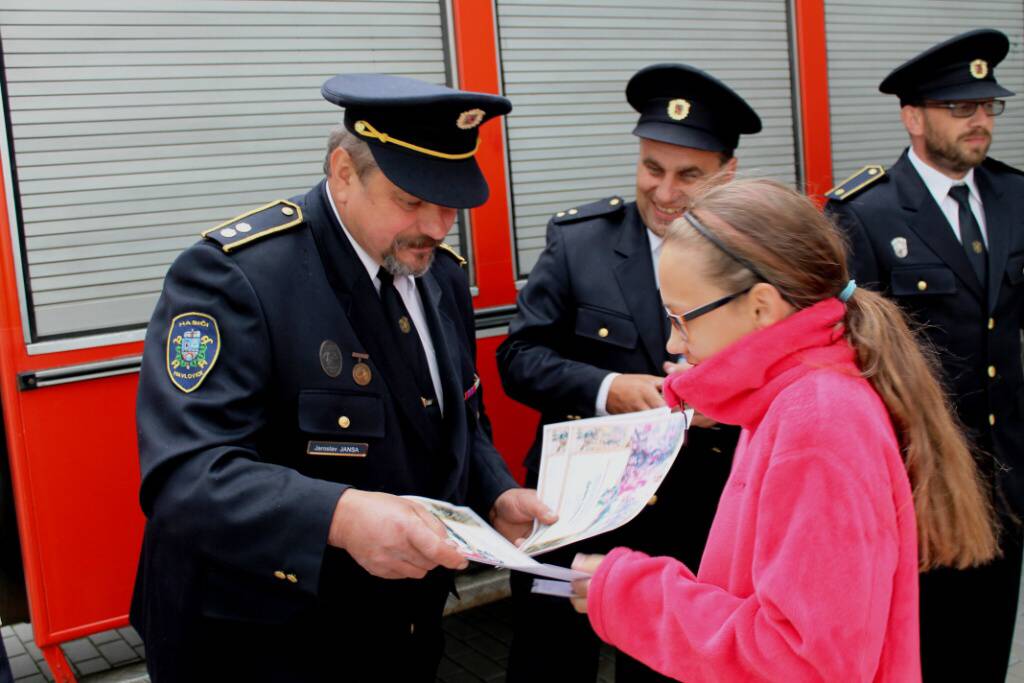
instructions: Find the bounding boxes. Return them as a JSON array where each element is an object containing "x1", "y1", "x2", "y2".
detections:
[
  {"x1": 975, "y1": 163, "x2": 1011, "y2": 312},
  {"x1": 418, "y1": 274, "x2": 464, "y2": 422},
  {"x1": 304, "y1": 181, "x2": 440, "y2": 448},
  {"x1": 417, "y1": 273, "x2": 467, "y2": 493},
  {"x1": 613, "y1": 205, "x2": 668, "y2": 369},
  {"x1": 892, "y1": 154, "x2": 985, "y2": 302}
]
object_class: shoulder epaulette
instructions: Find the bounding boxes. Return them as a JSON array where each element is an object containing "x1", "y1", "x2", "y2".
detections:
[
  {"x1": 825, "y1": 165, "x2": 886, "y2": 202},
  {"x1": 982, "y1": 157, "x2": 1024, "y2": 177},
  {"x1": 202, "y1": 199, "x2": 303, "y2": 252},
  {"x1": 551, "y1": 196, "x2": 625, "y2": 225},
  {"x1": 436, "y1": 242, "x2": 467, "y2": 267}
]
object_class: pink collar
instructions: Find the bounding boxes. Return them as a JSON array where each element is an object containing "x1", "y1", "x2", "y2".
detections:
[{"x1": 664, "y1": 299, "x2": 858, "y2": 430}]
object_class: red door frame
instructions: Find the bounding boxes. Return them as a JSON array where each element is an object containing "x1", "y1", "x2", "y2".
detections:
[
  {"x1": 793, "y1": 0, "x2": 835, "y2": 200},
  {"x1": 450, "y1": 0, "x2": 518, "y2": 309},
  {"x1": 0, "y1": 152, "x2": 145, "y2": 680}
]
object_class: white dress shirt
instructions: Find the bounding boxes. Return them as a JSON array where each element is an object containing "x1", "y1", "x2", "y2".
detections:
[
  {"x1": 907, "y1": 146, "x2": 988, "y2": 246},
  {"x1": 326, "y1": 188, "x2": 444, "y2": 414}
]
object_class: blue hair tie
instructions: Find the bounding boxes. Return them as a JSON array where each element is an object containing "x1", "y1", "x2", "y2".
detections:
[{"x1": 838, "y1": 279, "x2": 857, "y2": 303}]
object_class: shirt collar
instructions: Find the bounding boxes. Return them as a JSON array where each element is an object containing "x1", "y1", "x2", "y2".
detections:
[
  {"x1": 907, "y1": 146, "x2": 980, "y2": 204},
  {"x1": 647, "y1": 228, "x2": 663, "y2": 255},
  {"x1": 325, "y1": 180, "x2": 410, "y2": 295},
  {"x1": 647, "y1": 228, "x2": 664, "y2": 287}
]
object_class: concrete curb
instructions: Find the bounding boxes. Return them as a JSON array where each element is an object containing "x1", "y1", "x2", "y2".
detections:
[
  {"x1": 81, "y1": 662, "x2": 149, "y2": 683},
  {"x1": 445, "y1": 568, "x2": 510, "y2": 615}
]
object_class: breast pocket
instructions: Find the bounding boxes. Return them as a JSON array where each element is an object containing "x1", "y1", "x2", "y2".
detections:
[
  {"x1": 297, "y1": 389, "x2": 385, "y2": 451},
  {"x1": 574, "y1": 305, "x2": 638, "y2": 350},
  {"x1": 890, "y1": 265, "x2": 957, "y2": 296}
]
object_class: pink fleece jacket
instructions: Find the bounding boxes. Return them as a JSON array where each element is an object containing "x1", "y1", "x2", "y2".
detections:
[{"x1": 587, "y1": 299, "x2": 920, "y2": 682}]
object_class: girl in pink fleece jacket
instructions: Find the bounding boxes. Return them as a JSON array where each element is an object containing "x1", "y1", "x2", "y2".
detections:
[{"x1": 571, "y1": 179, "x2": 998, "y2": 683}]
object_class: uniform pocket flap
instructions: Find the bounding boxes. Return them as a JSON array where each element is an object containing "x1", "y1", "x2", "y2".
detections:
[
  {"x1": 890, "y1": 266, "x2": 957, "y2": 296},
  {"x1": 298, "y1": 390, "x2": 385, "y2": 438},
  {"x1": 1006, "y1": 252, "x2": 1024, "y2": 285},
  {"x1": 574, "y1": 306, "x2": 638, "y2": 349}
]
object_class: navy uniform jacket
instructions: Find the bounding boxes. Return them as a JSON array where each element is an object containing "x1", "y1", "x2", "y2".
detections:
[
  {"x1": 131, "y1": 180, "x2": 517, "y2": 679},
  {"x1": 827, "y1": 151, "x2": 1024, "y2": 515},
  {"x1": 497, "y1": 198, "x2": 737, "y2": 564}
]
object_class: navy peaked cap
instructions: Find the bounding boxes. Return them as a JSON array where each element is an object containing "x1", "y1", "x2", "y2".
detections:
[
  {"x1": 626, "y1": 63, "x2": 761, "y2": 153},
  {"x1": 879, "y1": 29, "x2": 1015, "y2": 102},
  {"x1": 322, "y1": 74, "x2": 511, "y2": 209}
]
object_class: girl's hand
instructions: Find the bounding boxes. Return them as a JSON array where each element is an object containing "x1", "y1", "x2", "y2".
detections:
[{"x1": 570, "y1": 553, "x2": 606, "y2": 613}]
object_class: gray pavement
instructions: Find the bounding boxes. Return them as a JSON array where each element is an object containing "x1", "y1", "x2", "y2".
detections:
[{"x1": 2, "y1": 566, "x2": 1022, "y2": 682}]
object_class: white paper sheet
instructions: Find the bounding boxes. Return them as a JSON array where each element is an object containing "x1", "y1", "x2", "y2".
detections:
[
  {"x1": 404, "y1": 407, "x2": 691, "y2": 579},
  {"x1": 531, "y1": 578, "x2": 575, "y2": 598},
  {"x1": 404, "y1": 496, "x2": 590, "y2": 580},
  {"x1": 520, "y1": 408, "x2": 691, "y2": 556}
]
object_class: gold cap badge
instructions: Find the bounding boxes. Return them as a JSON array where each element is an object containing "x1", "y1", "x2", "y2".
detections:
[
  {"x1": 970, "y1": 59, "x2": 989, "y2": 80},
  {"x1": 456, "y1": 108, "x2": 485, "y2": 130},
  {"x1": 667, "y1": 99, "x2": 691, "y2": 121}
]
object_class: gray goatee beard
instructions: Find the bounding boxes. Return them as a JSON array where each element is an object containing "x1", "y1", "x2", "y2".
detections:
[{"x1": 383, "y1": 250, "x2": 435, "y2": 278}]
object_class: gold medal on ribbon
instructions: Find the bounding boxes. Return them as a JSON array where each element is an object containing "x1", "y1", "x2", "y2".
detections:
[{"x1": 351, "y1": 352, "x2": 372, "y2": 386}]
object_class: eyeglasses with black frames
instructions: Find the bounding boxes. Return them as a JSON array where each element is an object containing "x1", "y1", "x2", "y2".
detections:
[
  {"x1": 924, "y1": 100, "x2": 1006, "y2": 118},
  {"x1": 663, "y1": 285, "x2": 754, "y2": 343}
]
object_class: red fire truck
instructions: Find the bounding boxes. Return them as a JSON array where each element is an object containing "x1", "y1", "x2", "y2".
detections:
[{"x1": 0, "y1": 1, "x2": 1020, "y2": 680}]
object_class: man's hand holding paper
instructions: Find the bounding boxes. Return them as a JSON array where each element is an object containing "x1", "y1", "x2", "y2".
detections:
[{"x1": 406, "y1": 407, "x2": 692, "y2": 584}]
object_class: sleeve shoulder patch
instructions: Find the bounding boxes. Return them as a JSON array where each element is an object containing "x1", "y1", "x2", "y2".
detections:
[
  {"x1": 202, "y1": 199, "x2": 303, "y2": 252},
  {"x1": 166, "y1": 312, "x2": 220, "y2": 393},
  {"x1": 551, "y1": 196, "x2": 625, "y2": 225},
  {"x1": 825, "y1": 165, "x2": 886, "y2": 202},
  {"x1": 436, "y1": 242, "x2": 467, "y2": 267}
]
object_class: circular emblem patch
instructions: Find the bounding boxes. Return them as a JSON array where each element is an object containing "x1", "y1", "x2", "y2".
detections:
[
  {"x1": 319, "y1": 340, "x2": 343, "y2": 378},
  {"x1": 456, "y1": 108, "x2": 485, "y2": 130},
  {"x1": 667, "y1": 99, "x2": 691, "y2": 121},
  {"x1": 167, "y1": 312, "x2": 221, "y2": 393},
  {"x1": 398, "y1": 316, "x2": 412, "y2": 334},
  {"x1": 970, "y1": 59, "x2": 989, "y2": 80}
]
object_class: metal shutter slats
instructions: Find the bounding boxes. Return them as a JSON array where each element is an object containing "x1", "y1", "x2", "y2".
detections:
[
  {"x1": 0, "y1": 0, "x2": 450, "y2": 338},
  {"x1": 496, "y1": 0, "x2": 798, "y2": 275}
]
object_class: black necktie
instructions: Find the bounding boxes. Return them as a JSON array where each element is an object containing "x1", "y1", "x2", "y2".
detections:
[
  {"x1": 949, "y1": 184, "x2": 987, "y2": 286},
  {"x1": 376, "y1": 267, "x2": 440, "y2": 417}
]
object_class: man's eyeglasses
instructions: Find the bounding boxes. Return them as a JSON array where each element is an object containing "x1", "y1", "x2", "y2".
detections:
[
  {"x1": 924, "y1": 100, "x2": 1006, "y2": 118},
  {"x1": 664, "y1": 286, "x2": 753, "y2": 343}
]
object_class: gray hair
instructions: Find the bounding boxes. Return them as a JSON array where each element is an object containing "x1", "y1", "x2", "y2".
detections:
[{"x1": 323, "y1": 124, "x2": 378, "y2": 178}]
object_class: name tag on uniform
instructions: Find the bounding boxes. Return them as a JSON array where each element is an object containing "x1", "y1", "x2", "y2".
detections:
[{"x1": 306, "y1": 441, "x2": 369, "y2": 457}]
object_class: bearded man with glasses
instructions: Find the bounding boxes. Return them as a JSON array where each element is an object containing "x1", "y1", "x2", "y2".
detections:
[{"x1": 826, "y1": 28, "x2": 1024, "y2": 683}]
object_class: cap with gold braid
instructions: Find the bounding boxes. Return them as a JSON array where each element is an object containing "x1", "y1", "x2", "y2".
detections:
[{"x1": 321, "y1": 74, "x2": 511, "y2": 209}]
